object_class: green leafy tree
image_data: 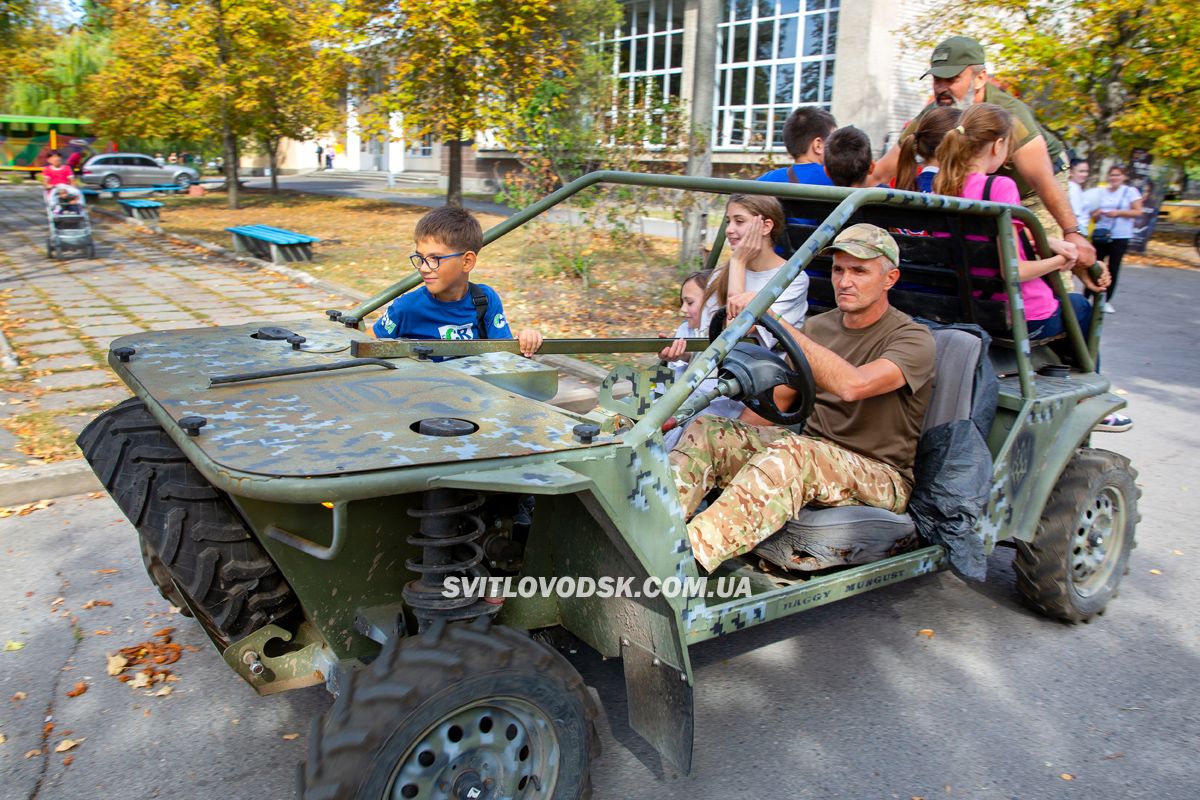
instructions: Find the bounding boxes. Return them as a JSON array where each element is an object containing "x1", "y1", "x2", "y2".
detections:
[
  {"x1": 905, "y1": 0, "x2": 1200, "y2": 166},
  {"x1": 499, "y1": 64, "x2": 691, "y2": 288},
  {"x1": 88, "y1": 0, "x2": 351, "y2": 208},
  {"x1": 4, "y1": 29, "x2": 110, "y2": 116},
  {"x1": 358, "y1": 0, "x2": 618, "y2": 207}
]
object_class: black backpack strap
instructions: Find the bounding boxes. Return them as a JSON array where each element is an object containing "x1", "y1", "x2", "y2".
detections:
[
  {"x1": 468, "y1": 282, "x2": 489, "y2": 340},
  {"x1": 982, "y1": 175, "x2": 998, "y2": 201},
  {"x1": 787, "y1": 165, "x2": 800, "y2": 184}
]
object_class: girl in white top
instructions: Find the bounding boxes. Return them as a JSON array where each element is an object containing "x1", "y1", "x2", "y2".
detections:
[
  {"x1": 1086, "y1": 164, "x2": 1143, "y2": 313},
  {"x1": 658, "y1": 194, "x2": 809, "y2": 442},
  {"x1": 700, "y1": 193, "x2": 808, "y2": 344}
]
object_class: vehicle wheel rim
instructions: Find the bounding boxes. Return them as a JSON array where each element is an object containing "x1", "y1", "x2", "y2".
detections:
[
  {"x1": 103, "y1": 177, "x2": 119, "y2": 188},
  {"x1": 176, "y1": 175, "x2": 191, "y2": 187},
  {"x1": 387, "y1": 697, "x2": 559, "y2": 800},
  {"x1": 1070, "y1": 484, "x2": 1126, "y2": 597}
]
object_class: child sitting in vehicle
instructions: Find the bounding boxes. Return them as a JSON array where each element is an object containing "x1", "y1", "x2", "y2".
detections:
[
  {"x1": 933, "y1": 103, "x2": 1096, "y2": 341},
  {"x1": 893, "y1": 106, "x2": 962, "y2": 193},
  {"x1": 47, "y1": 184, "x2": 84, "y2": 215},
  {"x1": 373, "y1": 206, "x2": 542, "y2": 357}
]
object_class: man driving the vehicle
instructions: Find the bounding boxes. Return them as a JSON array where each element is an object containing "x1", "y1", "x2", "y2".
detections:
[{"x1": 670, "y1": 224, "x2": 935, "y2": 572}]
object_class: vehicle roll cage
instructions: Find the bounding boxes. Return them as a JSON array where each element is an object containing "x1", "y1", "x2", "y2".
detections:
[{"x1": 347, "y1": 171, "x2": 1099, "y2": 432}]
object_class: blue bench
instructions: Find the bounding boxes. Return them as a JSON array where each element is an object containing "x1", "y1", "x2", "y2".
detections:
[
  {"x1": 118, "y1": 199, "x2": 164, "y2": 222},
  {"x1": 82, "y1": 184, "x2": 186, "y2": 201},
  {"x1": 226, "y1": 224, "x2": 320, "y2": 263}
]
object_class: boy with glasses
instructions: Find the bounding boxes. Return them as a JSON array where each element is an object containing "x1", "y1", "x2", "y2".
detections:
[{"x1": 373, "y1": 206, "x2": 543, "y2": 356}]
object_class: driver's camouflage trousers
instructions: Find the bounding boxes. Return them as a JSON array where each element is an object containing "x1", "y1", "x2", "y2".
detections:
[{"x1": 669, "y1": 417, "x2": 910, "y2": 572}]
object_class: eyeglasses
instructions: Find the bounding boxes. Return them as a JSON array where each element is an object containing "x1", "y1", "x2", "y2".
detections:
[{"x1": 409, "y1": 251, "x2": 466, "y2": 271}]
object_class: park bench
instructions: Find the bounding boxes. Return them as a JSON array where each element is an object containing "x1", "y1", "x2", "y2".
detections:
[
  {"x1": 225, "y1": 224, "x2": 320, "y2": 263},
  {"x1": 82, "y1": 185, "x2": 186, "y2": 201},
  {"x1": 118, "y1": 198, "x2": 163, "y2": 222}
]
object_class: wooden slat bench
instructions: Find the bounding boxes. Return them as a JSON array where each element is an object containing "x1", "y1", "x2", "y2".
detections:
[
  {"x1": 82, "y1": 185, "x2": 186, "y2": 201},
  {"x1": 118, "y1": 199, "x2": 164, "y2": 222},
  {"x1": 225, "y1": 224, "x2": 320, "y2": 263}
]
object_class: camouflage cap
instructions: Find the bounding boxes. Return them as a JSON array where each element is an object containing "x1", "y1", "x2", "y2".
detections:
[
  {"x1": 820, "y1": 223, "x2": 899, "y2": 268},
  {"x1": 921, "y1": 35, "x2": 986, "y2": 79}
]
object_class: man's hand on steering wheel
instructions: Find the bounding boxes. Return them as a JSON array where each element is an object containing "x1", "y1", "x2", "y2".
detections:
[{"x1": 708, "y1": 308, "x2": 815, "y2": 427}]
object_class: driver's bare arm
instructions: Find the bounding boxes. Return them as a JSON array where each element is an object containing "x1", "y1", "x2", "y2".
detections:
[{"x1": 771, "y1": 314, "x2": 904, "y2": 402}]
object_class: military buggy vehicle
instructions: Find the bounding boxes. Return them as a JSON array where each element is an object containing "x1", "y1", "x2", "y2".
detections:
[{"x1": 79, "y1": 172, "x2": 1138, "y2": 798}]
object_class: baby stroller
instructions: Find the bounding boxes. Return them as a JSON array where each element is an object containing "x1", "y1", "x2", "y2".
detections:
[{"x1": 45, "y1": 185, "x2": 95, "y2": 260}]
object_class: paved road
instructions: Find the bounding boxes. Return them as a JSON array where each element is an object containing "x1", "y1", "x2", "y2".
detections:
[{"x1": 2, "y1": 262, "x2": 1198, "y2": 799}]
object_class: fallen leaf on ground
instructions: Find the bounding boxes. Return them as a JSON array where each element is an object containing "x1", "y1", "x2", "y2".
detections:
[
  {"x1": 282, "y1": 733, "x2": 299, "y2": 740},
  {"x1": 917, "y1": 629, "x2": 935, "y2": 638},
  {"x1": 80, "y1": 600, "x2": 113, "y2": 610},
  {"x1": 24, "y1": 749, "x2": 41, "y2": 758},
  {"x1": 43, "y1": 722, "x2": 54, "y2": 737},
  {"x1": 11, "y1": 691, "x2": 27, "y2": 701},
  {"x1": 50, "y1": 597, "x2": 64, "y2": 607},
  {"x1": 154, "y1": 685, "x2": 173, "y2": 697},
  {"x1": 106, "y1": 654, "x2": 127, "y2": 676},
  {"x1": 65, "y1": 682, "x2": 88, "y2": 698},
  {"x1": 129, "y1": 672, "x2": 152, "y2": 689},
  {"x1": 3, "y1": 640, "x2": 24, "y2": 651},
  {"x1": 1103, "y1": 752, "x2": 1124, "y2": 760},
  {"x1": 96, "y1": 568, "x2": 118, "y2": 574},
  {"x1": 1149, "y1": 569, "x2": 1162, "y2": 575},
  {"x1": 0, "y1": 733, "x2": 6, "y2": 744},
  {"x1": 62, "y1": 755, "x2": 74, "y2": 766},
  {"x1": 1060, "y1": 773, "x2": 1075, "y2": 781},
  {"x1": 54, "y1": 738, "x2": 82, "y2": 753},
  {"x1": 93, "y1": 629, "x2": 111, "y2": 635},
  {"x1": 167, "y1": 605, "x2": 182, "y2": 614},
  {"x1": 1171, "y1": 550, "x2": 1183, "y2": 556}
]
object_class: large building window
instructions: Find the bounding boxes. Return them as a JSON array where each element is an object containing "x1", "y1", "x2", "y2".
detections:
[
  {"x1": 606, "y1": 0, "x2": 686, "y2": 105},
  {"x1": 715, "y1": 0, "x2": 839, "y2": 151}
]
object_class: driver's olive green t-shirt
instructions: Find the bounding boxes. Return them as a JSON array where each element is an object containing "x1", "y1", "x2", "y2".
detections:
[{"x1": 804, "y1": 307, "x2": 935, "y2": 485}]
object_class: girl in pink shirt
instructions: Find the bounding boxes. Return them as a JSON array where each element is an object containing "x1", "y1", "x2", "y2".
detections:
[
  {"x1": 932, "y1": 104, "x2": 1085, "y2": 333},
  {"x1": 40, "y1": 150, "x2": 76, "y2": 193}
]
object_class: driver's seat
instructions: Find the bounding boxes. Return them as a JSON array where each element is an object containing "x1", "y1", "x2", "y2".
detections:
[{"x1": 752, "y1": 327, "x2": 987, "y2": 571}]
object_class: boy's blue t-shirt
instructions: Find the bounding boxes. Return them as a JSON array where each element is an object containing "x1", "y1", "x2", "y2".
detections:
[
  {"x1": 757, "y1": 163, "x2": 833, "y2": 232},
  {"x1": 756, "y1": 162, "x2": 833, "y2": 187},
  {"x1": 373, "y1": 284, "x2": 513, "y2": 342}
]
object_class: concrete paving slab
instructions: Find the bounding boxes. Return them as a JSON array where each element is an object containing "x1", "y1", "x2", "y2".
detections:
[
  {"x1": 33, "y1": 370, "x2": 116, "y2": 391},
  {"x1": 87, "y1": 324, "x2": 145, "y2": 337},
  {"x1": 23, "y1": 354, "x2": 101, "y2": 372},
  {"x1": 129, "y1": 311, "x2": 195, "y2": 323},
  {"x1": 85, "y1": 315, "x2": 134, "y2": 327},
  {"x1": 7, "y1": 328, "x2": 75, "y2": 345},
  {"x1": 24, "y1": 340, "x2": 88, "y2": 357},
  {"x1": 35, "y1": 386, "x2": 130, "y2": 412}
]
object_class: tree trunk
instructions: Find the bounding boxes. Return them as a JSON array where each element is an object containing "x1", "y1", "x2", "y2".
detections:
[
  {"x1": 224, "y1": 126, "x2": 239, "y2": 210},
  {"x1": 266, "y1": 137, "x2": 279, "y2": 193},
  {"x1": 446, "y1": 137, "x2": 463, "y2": 207},
  {"x1": 680, "y1": 0, "x2": 719, "y2": 269}
]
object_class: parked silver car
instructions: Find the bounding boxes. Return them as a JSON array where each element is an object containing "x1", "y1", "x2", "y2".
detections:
[{"x1": 81, "y1": 153, "x2": 200, "y2": 189}]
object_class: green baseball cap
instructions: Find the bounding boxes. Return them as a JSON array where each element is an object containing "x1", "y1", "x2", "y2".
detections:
[
  {"x1": 921, "y1": 35, "x2": 986, "y2": 79},
  {"x1": 820, "y1": 223, "x2": 899, "y2": 268}
]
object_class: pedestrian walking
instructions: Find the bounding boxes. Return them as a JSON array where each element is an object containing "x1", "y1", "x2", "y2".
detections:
[{"x1": 316, "y1": 142, "x2": 324, "y2": 170}]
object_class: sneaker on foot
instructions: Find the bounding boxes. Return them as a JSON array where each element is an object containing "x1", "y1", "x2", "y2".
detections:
[
  {"x1": 1095, "y1": 412, "x2": 1132, "y2": 432},
  {"x1": 1103, "y1": 301, "x2": 1116, "y2": 313}
]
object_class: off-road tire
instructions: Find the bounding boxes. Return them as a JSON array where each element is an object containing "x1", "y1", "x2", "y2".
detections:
[
  {"x1": 137, "y1": 536, "x2": 193, "y2": 617},
  {"x1": 1015, "y1": 448, "x2": 1139, "y2": 623},
  {"x1": 77, "y1": 398, "x2": 296, "y2": 645},
  {"x1": 300, "y1": 617, "x2": 601, "y2": 800}
]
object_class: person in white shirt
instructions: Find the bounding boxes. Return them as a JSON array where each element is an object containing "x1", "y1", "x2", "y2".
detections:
[
  {"x1": 1087, "y1": 165, "x2": 1143, "y2": 314},
  {"x1": 1067, "y1": 158, "x2": 1091, "y2": 235}
]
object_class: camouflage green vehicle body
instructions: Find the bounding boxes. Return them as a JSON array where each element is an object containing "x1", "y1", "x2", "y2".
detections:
[{"x1": 89, "y1": 172, "x2": 1131, "y2": 780}]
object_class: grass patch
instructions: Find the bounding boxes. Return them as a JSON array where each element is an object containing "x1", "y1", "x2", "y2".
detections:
[
  {"x1": 158, "y1": 189, "x2": 688, "y2": 340},
  {"x1": 1, "y1": 408, "x2": 88, "y2": 462}
]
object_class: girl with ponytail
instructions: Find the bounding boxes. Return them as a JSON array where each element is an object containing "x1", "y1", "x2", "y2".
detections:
[
  {"x1": 933, "y1": 103, "x2": 1097, "y2": 340},
  {"x1": 894, "y1": 106, "x2": 961, "y2": 193}
]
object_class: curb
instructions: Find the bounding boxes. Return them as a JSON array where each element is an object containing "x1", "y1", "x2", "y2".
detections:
[{"x1": 0, "y1": 460, "x2": 101, "y2": 507}]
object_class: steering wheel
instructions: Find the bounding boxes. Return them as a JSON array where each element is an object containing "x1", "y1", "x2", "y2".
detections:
[{"x1": 707, "y1": 308, "x2": 816, "y2": 426}]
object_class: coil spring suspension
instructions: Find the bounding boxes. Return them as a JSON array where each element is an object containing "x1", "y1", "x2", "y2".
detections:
[{"x1": 402, "y1": 488, "x2": 500, "y2": 631}]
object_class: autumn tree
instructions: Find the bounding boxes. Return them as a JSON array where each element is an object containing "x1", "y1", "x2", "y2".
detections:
[
  {"x1": 88, "y1": 0, "x2": 351, "y2": 208},
  {"x1": 904, "y1": 0, "x2": 1200, "y2": 166},
  {"x1": 358, "y1": 0, "x2": 618, "y2": 207}
]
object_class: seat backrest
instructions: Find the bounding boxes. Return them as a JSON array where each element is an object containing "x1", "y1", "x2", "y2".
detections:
[{"x1": 922, "y1": 328, "x2": 982, "y2": 433}]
